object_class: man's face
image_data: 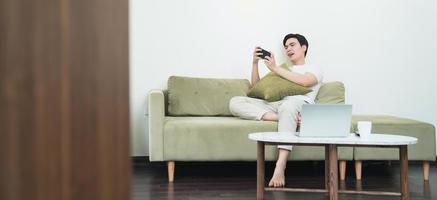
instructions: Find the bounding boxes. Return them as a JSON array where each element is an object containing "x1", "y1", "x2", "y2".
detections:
[{"x1": 284, "y1": 38, "x2": 307, "y2": 62}]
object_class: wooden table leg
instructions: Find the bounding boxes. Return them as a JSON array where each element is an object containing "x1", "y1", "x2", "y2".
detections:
[
  {"x1": 400, "y1": 145, "x2": 409, "y2": 200},
  {"x1": 328, "y1": 144, "x2": 338, "y2": 200},
  {"x1": 257, "y1": 141, "x2": 265, "y2": 200},
  {"x1": 325, "y1": 145, "x2": 330, "y2": 195}
]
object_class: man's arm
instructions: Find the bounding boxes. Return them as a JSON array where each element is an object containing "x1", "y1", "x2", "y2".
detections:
[
  {"x1": 251, "y1": 47, "x2": 263, "y2": 86},
  {"x1": 273, "y1": 67, "x2": 318, "y2": 87},
  {"x1": 251, "y1": 62, "x2": 260, "y2": 86},
  {"x1": 263, "y1": 53, "x2": 318, "y2": 87}
]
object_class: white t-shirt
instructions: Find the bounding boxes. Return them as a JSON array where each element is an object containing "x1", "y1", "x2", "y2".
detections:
[{"x1": 283, "y1": 64, "x2": 323, "y2": 104}]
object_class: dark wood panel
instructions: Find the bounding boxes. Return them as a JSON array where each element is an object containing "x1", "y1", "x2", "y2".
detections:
[{"x1": 0, "y1": 0, "x2": 130, "y2": 200}]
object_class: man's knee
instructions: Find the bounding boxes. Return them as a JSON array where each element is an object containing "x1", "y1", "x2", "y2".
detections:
[
  {"x1": 229, "y1": 96, "x2": 245, "y2": 106},
  {"x1": 229, "y1": 96, "x2": 246, "y2": 113}
]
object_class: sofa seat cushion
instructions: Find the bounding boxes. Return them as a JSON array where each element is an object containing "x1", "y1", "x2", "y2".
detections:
[
  {"x1": 352, "y1": 115, "x2": 436, "y2": 161},
  {"x1": 163, "y1": 117, "x2": 353, "y2": 161}
]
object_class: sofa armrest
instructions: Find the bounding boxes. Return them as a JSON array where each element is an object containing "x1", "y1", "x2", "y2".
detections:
[{"x1": 148, "y1": 89, "x2": 165, "y2": 161}]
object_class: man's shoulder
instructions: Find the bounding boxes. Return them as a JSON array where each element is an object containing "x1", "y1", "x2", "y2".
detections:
[
  {"x1": 304, "y1": 64, "x2": 320, "y2": 69},
  {"x1": 303, "y1": 64, "x2": 323, "y2": 82}
]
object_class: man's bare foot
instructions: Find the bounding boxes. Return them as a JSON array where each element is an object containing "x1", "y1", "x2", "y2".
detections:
[
  {"x1": 262, "y1": 112, "x2": 278, "y2": 121},
  {"x1": 268, "y1": 163, "x2": 286, "y2": 187}
]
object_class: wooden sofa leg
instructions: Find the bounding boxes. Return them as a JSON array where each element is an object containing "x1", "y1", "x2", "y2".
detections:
[
  {"x1": 339, "y1": 160, "x2": 346, "y2": 181},
  {"x1": 167, "y1": 161, "x2": 175, "y2": 183},
  {"x1": 355, "y1": 160, "x2": 362, "y2": 181},
  {"x1": 423, "y1": 161, "x2": 430, "y2": 181}
]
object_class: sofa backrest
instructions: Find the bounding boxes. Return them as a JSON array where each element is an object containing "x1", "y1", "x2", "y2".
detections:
[
  {"x1": 165, "y1": 76, "x2": 345, "y2": 116},
  {"x1": 315, "y1": 81, "x2": 345, "y2": 104},
  {"x1": 167, "y1": 76, "x2": 250, "y2": 116}
]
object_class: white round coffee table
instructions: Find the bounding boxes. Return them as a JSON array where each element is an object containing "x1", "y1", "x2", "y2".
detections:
[{"x1": 249, "y1": 132, "x2": 417, "y2": 200}]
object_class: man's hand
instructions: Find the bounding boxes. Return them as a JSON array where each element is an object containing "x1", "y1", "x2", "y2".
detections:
[
  {"x1": 264, "y1": 52, "x2": 279, "y2": 72},
  {"x1": 252, "y1": 47, "x2": 263, "y2": 64}
]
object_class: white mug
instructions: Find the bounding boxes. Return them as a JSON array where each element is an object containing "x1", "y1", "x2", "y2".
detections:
[{"x1": 357, "y1": 121, "x2": 372, "y2": 138}]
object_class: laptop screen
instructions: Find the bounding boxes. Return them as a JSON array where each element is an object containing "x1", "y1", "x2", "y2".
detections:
[{"x1": 298, "y1": 104, "x2": 352, "y2": 137}]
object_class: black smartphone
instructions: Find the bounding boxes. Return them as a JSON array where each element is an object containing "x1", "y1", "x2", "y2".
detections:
[{"x1": 257, "y1": 48, "x2": 271, "y2": 59}]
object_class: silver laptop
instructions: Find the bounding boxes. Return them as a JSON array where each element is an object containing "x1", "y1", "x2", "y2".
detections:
[{"x1": 297, "y1": 104, "x2": 352, "y2": 137}]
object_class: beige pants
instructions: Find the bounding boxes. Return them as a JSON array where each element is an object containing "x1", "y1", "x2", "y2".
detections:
[{"x1": 229, "y1": 96, "x2": 307, "y2": 151}]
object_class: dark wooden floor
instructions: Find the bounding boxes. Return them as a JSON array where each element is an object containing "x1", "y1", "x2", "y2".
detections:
[{"x1": 132, "y1": 159, "x2": 436, "y2": 200}]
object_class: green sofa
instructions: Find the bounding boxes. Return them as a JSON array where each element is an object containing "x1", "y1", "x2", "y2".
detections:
[{"x1": 148, "y1": 76, "x2": 435, "y2": 182}]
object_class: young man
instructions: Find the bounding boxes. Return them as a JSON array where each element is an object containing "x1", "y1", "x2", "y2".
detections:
[{"x1": 229, "y1": 33, "x2": 323, "y2": 187}]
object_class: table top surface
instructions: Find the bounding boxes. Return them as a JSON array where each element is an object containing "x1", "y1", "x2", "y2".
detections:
[{"x1": 248, "y1": 132, "x2": 417, "y2": 146}]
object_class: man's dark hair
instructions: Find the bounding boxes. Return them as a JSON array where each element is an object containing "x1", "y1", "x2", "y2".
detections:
[{"x1": 282, "y1": 33, "x2": 309, "y2": 57}]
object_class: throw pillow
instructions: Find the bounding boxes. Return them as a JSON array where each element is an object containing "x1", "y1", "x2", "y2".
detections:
[
  {"x1": 247, "y1": 65, "x2": 312, "y2": 102},
  {"x1": 315, "y1": 82, "x2": 345, "y2": 104}
]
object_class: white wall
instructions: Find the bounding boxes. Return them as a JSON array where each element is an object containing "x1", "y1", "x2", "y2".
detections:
[{"x1": 130, "y1": 0, "x2": 437, "y2": 156}]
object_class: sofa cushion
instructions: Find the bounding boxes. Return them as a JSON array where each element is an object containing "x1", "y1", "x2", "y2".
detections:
[
  {"x1": 353, "y1": 115, "x2": 436, "y2": 161},
  {"x1": 315, "y1": 82, "x2": 345, "y2": 104},
  {"x1": 167, "y1": 76, "x2": 250, "y2": 116},
  {"x1": 247, "y1": 72, "x2": 312, "y2": 102},
  {"x1": 163, "y1": 116, "x2": 353, "y2": 161}
]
